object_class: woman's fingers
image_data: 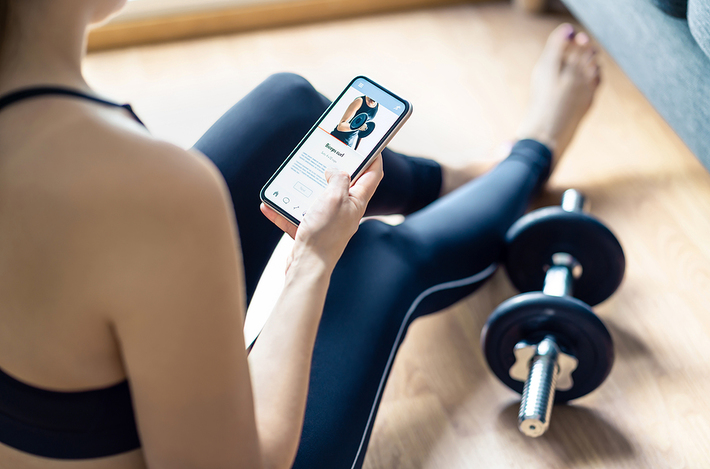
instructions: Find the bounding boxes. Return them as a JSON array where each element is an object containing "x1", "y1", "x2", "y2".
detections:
[
  {"x1": 261, "y1": 155, "x2": 383, "y2": 242},
  {"x1": 260, "y1": 203, "x2": 297, "y2": 239}
]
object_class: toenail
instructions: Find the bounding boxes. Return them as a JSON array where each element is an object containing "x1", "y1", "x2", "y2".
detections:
[{"x1": 565, "y1": 25, "x2": 575, "y2": 39}]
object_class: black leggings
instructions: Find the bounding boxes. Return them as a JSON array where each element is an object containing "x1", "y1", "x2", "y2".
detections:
[{"x1": 193, "y1": 73, "x2": 551, "y2": 469}]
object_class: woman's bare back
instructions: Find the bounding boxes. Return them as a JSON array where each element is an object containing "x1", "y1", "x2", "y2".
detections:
[{"x1": 0, "y1": 96, "x2": 204, "y2": 468}]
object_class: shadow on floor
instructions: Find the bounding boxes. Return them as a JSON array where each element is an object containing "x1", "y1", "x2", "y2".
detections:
[{"x1": 497, "y1": 401, "x2": 636, "y2": 464}]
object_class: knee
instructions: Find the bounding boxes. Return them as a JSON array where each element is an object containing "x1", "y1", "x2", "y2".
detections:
[
  {"x1": 264, "y1": 72, "x2": 313, "y2": 92},
  {"x1": 355, "y1": 220, "x2": 425, "y2": 270},
  {"x1": 262, "y1": 73, "x2": 323, "y2": 108},
  {"x1": 258, "y1": 73, "x2": 327, "y2": 132}
]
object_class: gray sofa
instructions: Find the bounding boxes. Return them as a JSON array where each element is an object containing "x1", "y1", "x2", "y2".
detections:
[{"x1": 562, "y1": 0, "x2": 710, "y2": 172}]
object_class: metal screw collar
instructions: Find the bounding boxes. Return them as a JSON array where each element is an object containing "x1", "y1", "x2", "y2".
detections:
[{"x1": 509, "y1": 336, "x2": 578, "y2": 437}]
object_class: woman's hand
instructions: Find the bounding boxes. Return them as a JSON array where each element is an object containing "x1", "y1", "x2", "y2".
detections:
[{"x1": 261, "y1": 154, "x2": 384, "y2": 271}]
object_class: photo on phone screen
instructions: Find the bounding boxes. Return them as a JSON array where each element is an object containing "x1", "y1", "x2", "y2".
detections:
[{"x1": 260, "y1": 76, "x2": 411, "y2": 225}]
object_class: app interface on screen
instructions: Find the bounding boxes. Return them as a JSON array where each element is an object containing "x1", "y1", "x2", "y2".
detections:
[{"x1": 265, "y1": 78, "x2": 406, "y2": 222}]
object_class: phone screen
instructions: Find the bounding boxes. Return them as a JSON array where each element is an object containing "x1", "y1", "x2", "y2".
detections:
[{"x1": 260, "y1": 76, "x2": 410, "y2": 225}]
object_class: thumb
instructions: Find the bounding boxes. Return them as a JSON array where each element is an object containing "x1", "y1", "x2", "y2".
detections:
[{"x1": 324, "y1": 168, "x2": 351, "y2": 194}]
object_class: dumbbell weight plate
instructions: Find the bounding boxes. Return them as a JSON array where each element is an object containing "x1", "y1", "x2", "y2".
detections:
[
  {"x1": 481, "y1": 292, "x2": 614, "y2": 402},
  {"x1": 350, "y1": 113, "x2": 369, "y2": 130},
  {"x1": 505, "y1": 207, "x2": 625, "y2": 306}
]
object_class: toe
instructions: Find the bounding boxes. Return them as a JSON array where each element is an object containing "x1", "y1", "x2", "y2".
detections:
[
  {"x1": 545, "y1": 23, "x2": 576, "y2": 57},
  {"x1": 551, "y1": 23, "x2": 576, "y2": 44},
  {"x1": 575, "y1": 33, "x2": 596, "y2": 58},
  {"x1": 585, "y1": 61, "x2": 602, "y2": 85},
  {"x1": 581, "y1": 47, "x2": 598, "y2": 64},
  {"x1": 581, "y1": 49, "x2": 599, "y2": 74},
  {"x1": 566, "y1": 33, "x2": 595, "y2": 67},
  {"x1": 565, "y1": 40, "x2": 584, "y2": 66},
  {"x1": 575, "y1": 32, "x2": 591, "y2": 46}
]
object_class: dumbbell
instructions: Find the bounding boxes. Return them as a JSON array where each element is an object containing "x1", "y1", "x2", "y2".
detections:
[
  {"x1": 481, "y1": 189, "x2": 625, "y2": 437},
  {"x1": 350, "y1": 112, "x2": 369, "y2": 130}
]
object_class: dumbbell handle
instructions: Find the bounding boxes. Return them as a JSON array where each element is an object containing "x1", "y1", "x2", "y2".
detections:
[
  {"x1": 561, "y1": 189, "x2": 586, "y2": 213},
  {"x1": 543, "y1": 265, "x2": 573, "y2": 297},
  {"x1": 541, "y1": 189, "x2": 587, "y2": 299}
]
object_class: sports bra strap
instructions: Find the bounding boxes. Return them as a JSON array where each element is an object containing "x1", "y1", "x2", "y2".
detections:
[{"x1": 0, "y1": 86, "x2": 146, "y2": 127}]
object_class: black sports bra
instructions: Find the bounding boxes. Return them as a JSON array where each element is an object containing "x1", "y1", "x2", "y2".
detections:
[
  {"x1": 0, "y1": 86, "x2": 145, "y2": 126},
  {"x1": 0, "y1": 87, "x2": 142, "y2": 459}
]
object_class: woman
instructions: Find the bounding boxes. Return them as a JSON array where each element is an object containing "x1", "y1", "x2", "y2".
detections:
[
  {"x1": 331, "y1": 95, "x2": 378, "y2": 149},
  {"x1": 0, "y1": 1, "x2": 600, "y2": 468}
]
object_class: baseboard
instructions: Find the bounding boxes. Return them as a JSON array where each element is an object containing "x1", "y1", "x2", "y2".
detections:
[{"x1": 88, "y1": 0, "x2": 491, "y2": 51}]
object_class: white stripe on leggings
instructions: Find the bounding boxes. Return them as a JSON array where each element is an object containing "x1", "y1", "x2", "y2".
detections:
[{"x1": 350, "y1": 262, "x2": 499, "y2": 469}]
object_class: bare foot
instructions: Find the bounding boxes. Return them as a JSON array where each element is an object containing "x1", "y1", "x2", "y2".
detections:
[
  {"x1": 516, "y1": 23, "x2": 601, "y2": 170},
  {"x1": 439, "y1": 24, "x2": 600, "y2": 196}
]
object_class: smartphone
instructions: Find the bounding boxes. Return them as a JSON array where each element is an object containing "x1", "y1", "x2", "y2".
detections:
[{"x1": 260, "y1": 76, "x2": 412, "y2": 225}]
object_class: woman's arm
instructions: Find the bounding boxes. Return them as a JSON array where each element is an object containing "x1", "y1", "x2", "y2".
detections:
[
  {"x1": 335, "y1": 97, "x2": 363, "y2": 132},
  {"x1": 251, "y1": 158, "x2": 383, "y2": 469},
  {"x1": 101, "y1": 142, "x2": 263, "y2": 469},
  {"x1": 246, "y1": 255, "x2": 329, "y2": 469}
]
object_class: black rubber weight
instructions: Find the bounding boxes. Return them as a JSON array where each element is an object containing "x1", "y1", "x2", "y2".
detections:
[
  {"x1": 481, "y1": 293, "x2": 614, "y2": 402},
  {"x1": 350, "y1": 113, "x2": 368, "y2": 129},
  {"x1": 505, "y1": 207, "x2": 625, "y2": 306}
]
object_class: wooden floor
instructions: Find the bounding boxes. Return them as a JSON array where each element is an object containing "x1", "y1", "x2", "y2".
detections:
[{"x1": 84, "y1": 3, "x2": 710, "y2": 468}]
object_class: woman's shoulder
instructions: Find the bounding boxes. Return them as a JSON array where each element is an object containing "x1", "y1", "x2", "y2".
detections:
[
  {"x1": 4, "y1": 100, "x2": 235, "y2": 247},
  {"x1": 2, "y1": 95, "x2": 222, "y2": 198},
  {"x1": 0, "y1": 100, "x2": 240, "y2": 320},
  {"x1": 40, "y1": 103, "x2": 230, "y2": 215},
  {"x1": 84, "y1": 110, "x2": 223, "y2": 192},
  {"x1": 81, "y1": 117, "x2": 235, "y2": 239}
]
